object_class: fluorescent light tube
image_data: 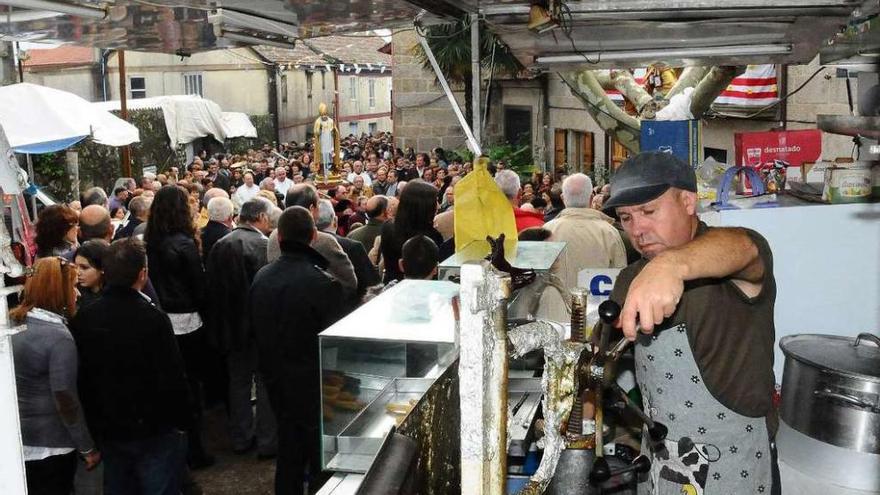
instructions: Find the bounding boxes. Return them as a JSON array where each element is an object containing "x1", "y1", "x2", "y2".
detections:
[{"x1": 535, "y1": 44, "x2": 792, "y2": 64}]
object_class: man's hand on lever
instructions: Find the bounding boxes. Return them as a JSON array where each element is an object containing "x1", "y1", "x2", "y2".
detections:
[{"x1": 618, "y1": 257, "x2": 685, "y2": 341}]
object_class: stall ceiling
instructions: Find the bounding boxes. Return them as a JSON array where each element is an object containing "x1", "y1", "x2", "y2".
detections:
[
  {"x1": 482, "y1": 0, "x2": 866, "y2": 70},
  {"x1": 0, "y1": 0, "x2": 867, "y2": 70}
]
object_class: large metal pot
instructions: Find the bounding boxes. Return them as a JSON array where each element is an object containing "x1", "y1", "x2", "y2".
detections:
[{"x1": 779, "y1": 333, "x2": 880, "y2": 454}]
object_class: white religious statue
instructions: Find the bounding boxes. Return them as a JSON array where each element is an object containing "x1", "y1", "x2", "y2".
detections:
[{"x1": 312, "y1": 102, "x2": 340, "y2": 181}]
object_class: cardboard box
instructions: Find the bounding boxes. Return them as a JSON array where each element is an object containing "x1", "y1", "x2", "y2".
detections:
[
  {"x1": 735, "y1": 130, "x2": 822, "y2": 167},
  {"x1": 823, "y1": 164, "x2": 873, "y2": 203},
  {"x1": 640, "y1": 120, "x2": 702, "y2": 167}
]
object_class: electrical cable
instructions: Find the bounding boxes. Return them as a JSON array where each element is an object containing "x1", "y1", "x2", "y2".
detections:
[{"x1": 557, "y1": 0, "x2": 599, "y2": 65}]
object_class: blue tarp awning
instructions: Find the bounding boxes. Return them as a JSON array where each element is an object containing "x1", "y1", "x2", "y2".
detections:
[{"x1": 12, "y1": 135, "x2": 88, "y2": 154}]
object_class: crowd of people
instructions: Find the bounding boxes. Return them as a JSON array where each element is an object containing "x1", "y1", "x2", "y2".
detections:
[{"x1": 11, "y1": 132, "x2": 636, "y2": 495}]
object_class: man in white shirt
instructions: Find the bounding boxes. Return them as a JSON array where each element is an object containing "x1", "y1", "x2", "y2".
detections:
[
  {"x1": 346, "y1": 161, "x2": 372, "y2": 187},
  {"x1": 234, "y1": 172, "x2": 260, "y2": 208},
  {"x1": 273, "y1": 167, "x2": 294, "y2": 198}
]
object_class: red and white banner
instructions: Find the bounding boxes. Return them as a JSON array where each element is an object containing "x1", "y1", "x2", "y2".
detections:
[{"x1": 712, "y1": 64, "x2": 779, "y2": 109}]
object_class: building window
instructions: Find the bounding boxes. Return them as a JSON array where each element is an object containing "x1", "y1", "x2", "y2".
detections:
[
  {"x1": 368, "y1": 122, "x2": 377, "y2": 135},
  {"x1": 349, "y1": 122, "x2": 358, "y2": 136},
  {"x1": 281, "y1": 74, "x2": 288, "y2": 103},
  {"x1": 368, "y1": 79, "x2": 376, "y2": 108},
  {"x1": 349, "y1": 77, "x2": 356, "y2": 101},
  {"x1": 129, "y1": 76, "x2": 146, "y2": 99},
  {"x1": 306, "y1": 71, "x2": 313, "y2": 99},
  {"x1": 183, "y1": 73, "x2": 203, "y2": 97}
]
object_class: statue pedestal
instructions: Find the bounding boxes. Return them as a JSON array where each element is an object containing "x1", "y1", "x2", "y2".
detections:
[{"x1": 314, "y1": 174, "x2": 344, "y2": 192}]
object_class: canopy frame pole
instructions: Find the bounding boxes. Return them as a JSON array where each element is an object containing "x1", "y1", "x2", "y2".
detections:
[
  {"x1": 470, "y1": 13, "x2": 481, "y2": 148},
  {"x1": 118, "y1": 50, "x2": 132, "y2": 178},
  {"x1": 416, "y1": 28, "x2": 482, "y2": 156}
]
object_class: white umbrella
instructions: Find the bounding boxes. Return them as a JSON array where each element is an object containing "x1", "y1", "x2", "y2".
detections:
[{"x1": 0, "y1": 82, "x2": 140, "y2": 153}]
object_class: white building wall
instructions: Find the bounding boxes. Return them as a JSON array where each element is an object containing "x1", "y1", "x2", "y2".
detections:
[
  {"x1": 23, "y1": 68, "x2": 99, "y2": 101},
  {"x1": 105, "y1": 48, "x2": 270, "y2": 115}
]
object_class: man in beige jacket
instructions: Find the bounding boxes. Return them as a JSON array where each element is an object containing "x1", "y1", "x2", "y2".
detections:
[{"x1": 538, "y1": 173, "x2": 627, "y2": 322}]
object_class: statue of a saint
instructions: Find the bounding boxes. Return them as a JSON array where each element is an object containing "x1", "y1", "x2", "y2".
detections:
[{"x1": 312, "y1": 102, "x2": 340, "y2": 182}]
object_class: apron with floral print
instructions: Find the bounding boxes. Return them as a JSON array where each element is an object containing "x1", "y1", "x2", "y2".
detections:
[{"x1": 635, "y1": 323, "x2": 772, "y2": 495}]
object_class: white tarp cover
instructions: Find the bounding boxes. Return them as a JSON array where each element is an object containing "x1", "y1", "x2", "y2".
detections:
[
  {"x1": 221, "y1": 112, "x2": 258, "y2": 139},
  {"x1": 94, "y1": 95, "x2": 233, "y2": 145},
  {"x1": 0, "y1": 83, "x2": 140, "y2": 152}
]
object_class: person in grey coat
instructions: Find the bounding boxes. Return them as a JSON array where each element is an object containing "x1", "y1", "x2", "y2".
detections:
[
  {"x1": 11, "y1": 257, "x2": 99, "y2": 494},
  {"x1": 206, "y1": 198, "x2": 277, "y2": 457}
]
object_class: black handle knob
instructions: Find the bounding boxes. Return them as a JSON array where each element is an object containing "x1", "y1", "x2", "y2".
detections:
[
  {"x1": 589, "y1": 456, "x2": 611, "y2": 484},
  {"x1": 592, "y1": 454, "x2": 653, "y2": 485},
  {"x1": 598, "y1": 300, "x2": 621, "y2": 324},
  {"x1": 648, "y1": 421, "x2": 668, "y2": 443}
]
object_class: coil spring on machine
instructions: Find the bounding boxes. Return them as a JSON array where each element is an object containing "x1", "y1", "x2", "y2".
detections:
[{"x1": 566, "y1": 289, "x2": 589, "y2": 436}]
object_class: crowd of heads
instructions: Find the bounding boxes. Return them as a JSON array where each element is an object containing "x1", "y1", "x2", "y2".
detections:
[{"x1": 29, "y1": 132, "x2": 627, "y2": 293}]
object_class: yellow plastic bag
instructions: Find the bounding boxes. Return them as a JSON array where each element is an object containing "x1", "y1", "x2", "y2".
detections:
[{"x1": 453, "y1": 156, "x2": 518, "y2": 256}]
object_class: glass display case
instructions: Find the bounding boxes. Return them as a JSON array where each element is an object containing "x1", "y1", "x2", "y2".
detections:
[
  {"x1": 319, "y1": 279, "x2": 460, "y2": 473},
  {"x1": 438, "y1": 240, "x2": 566, "y2": 280}
]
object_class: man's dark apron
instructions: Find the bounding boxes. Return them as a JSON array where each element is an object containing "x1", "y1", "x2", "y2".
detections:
[{"x1": 635, "y1": 323, "x2": 773, "y2": 495}]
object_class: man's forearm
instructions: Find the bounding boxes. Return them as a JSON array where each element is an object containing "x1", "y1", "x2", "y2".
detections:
[{"x1": 655, "y1": 227, "x2": 763, "y2": 283}]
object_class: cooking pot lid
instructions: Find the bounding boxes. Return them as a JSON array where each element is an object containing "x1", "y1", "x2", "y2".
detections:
[{"x1": 780, "y1": 333, "x2": 880, "y2": 380}]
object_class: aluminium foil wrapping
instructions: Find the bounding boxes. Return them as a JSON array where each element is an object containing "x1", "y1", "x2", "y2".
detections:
[{"x1": 509, "y1": 321, "x2": 585, "y2": 494}]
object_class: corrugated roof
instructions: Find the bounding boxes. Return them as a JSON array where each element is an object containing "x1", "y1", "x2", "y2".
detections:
[
  {"x1": 253, "y1": 35, "x2": 391, "y2": 68},
  {"x1": 23, "y1": 45, "x2": 96, "y2": 69}
]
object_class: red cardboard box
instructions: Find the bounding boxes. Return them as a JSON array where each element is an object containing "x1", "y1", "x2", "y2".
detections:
[{"x1": 734, "y1": 130, "x2": 822, "y2": 167}]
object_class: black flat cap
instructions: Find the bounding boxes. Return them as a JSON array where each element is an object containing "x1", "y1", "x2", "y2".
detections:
[{"x1": 603, "y1": 151, "x2": 697, "y2": 213}]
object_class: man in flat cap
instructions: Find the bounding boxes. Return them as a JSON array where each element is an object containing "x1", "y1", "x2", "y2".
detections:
[{"x1": 602, "y1": 151, "x2": 779, "y2": 495}]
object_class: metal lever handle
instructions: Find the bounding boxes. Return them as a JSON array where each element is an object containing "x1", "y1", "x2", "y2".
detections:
[
  {"x1": 814, "y1": 389, "x2": 880, "y2": 412},
  {"x1": 590, "y1": 454, "x2": 652, "y2": 485},
  {"x1": 854, "y1": 333, "x2": 880, "y2": 348}
]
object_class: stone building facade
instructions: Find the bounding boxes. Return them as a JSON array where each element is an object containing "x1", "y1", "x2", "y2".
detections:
[{"x1": 391, "y1": 30, "x2": 468, "y2": 153}]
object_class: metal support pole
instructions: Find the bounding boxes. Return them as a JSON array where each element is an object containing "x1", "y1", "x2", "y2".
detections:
[
  {"x1": 459, "y1": 260, "x2": 509, "y2": 495},
  {"x1": 470, "y1": 13, "x2": 481, "y2": 148},
  {"x1": 26, "y1": 154, "x2": 36, "y2": 220},
  {"x1": 416, "y1": 30, "x2": 482, "y2": 156},
  {"x1": 118, "y1": 50, "x2": 132, "y2": 178}
]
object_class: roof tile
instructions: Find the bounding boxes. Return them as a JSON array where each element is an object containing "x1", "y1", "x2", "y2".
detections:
[
  {"x1": 253, "y1": 35, "x2": 391, "y2": 68},
  {"x1": 23, "y1": 45, "x2": 95, "y2": 68}
]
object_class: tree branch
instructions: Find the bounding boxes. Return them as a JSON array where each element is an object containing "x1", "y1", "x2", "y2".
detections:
[
  {"x1": 689, "y1": 66, "x2": 746, "y2": 118},
  {"x1": 608, "y1": 70, "x2": 657, "y2": 119},
  {"x1": 559, "y1": 71, "x2": 641, "y2": 153},
  {"x1": 664, "y1": 66, "x2": 709, "y2": 101},
  {"x1": 594, "y1": 70, "x2": 656, "y2": 119}
]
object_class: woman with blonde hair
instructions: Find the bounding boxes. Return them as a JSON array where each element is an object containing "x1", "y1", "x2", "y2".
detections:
[{"x1": 11, "y1": 257, "x2": 99, "y2": 494}]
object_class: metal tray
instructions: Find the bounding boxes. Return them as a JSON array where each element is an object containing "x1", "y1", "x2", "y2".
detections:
[{"x1": 324, "y1": 377, "x2": 435, "y2": 473}]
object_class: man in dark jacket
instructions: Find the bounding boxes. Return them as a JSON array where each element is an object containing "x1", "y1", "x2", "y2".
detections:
[
  {"x1": 201, "y1": 197, "x2": 233, "y2": 263},
  {"x1": 206, "y1": 198, "x2": 276, "y2": 457},
  {"x1": 248, "y1": 206, "x2": 343, "y2": 494},
  {"x1": 72, "y1": 238, "x2": 190, "y2": 494},
  {"x1": 113, "y1": 195, "x2": 149, "y2": 241}
]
